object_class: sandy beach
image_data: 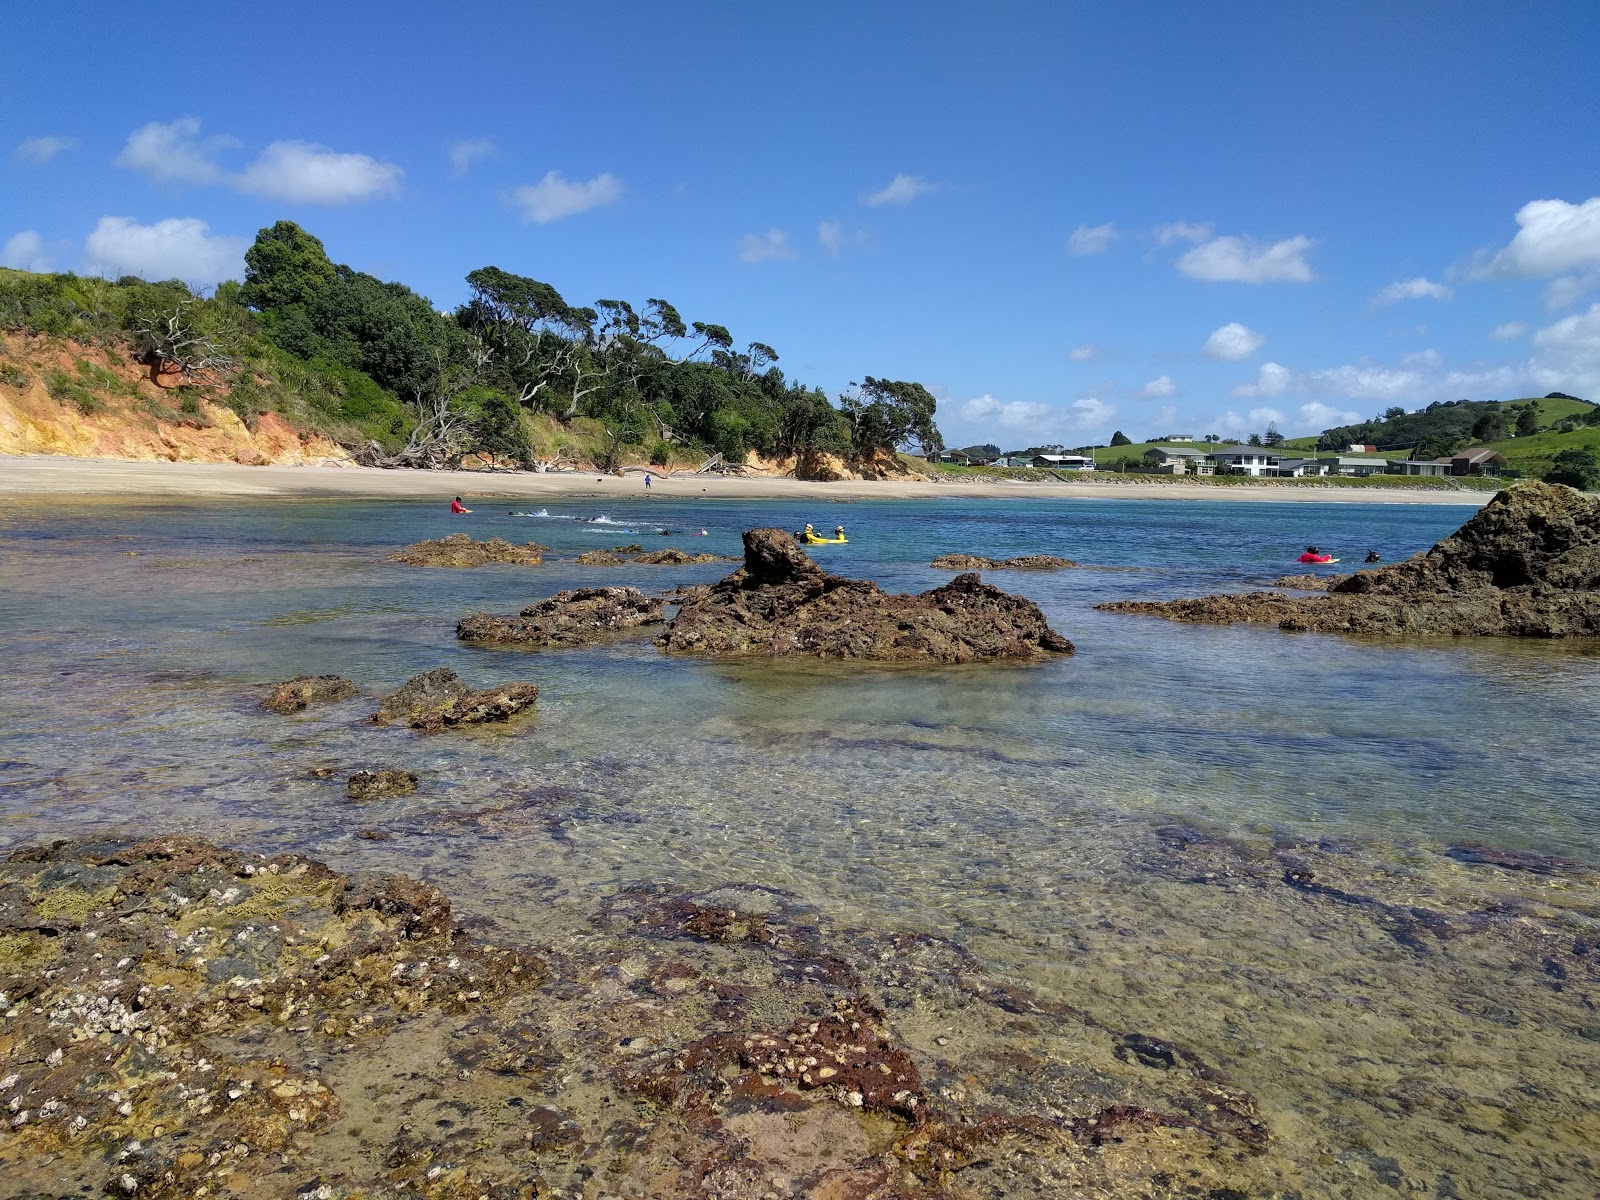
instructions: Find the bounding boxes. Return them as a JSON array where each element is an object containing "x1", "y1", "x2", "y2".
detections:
[{"x1": 0, "y1": 454, "x2": 1493, "y2": 504}]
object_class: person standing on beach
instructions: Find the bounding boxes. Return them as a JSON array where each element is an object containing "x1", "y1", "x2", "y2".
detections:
[
  {"x1": 644, "y1": 474, "x2": 652, "y2": 492},
  {"x1": 450, "y1": 496, "x2": 471, "y2": 514}
]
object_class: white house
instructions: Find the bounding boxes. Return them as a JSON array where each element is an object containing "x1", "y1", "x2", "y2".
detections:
[
  {"x1": 1032, "y1": 454, "x2": 1096, "y2": 471},
  {"x1": 1206, "y1": 445, "x2": 1280, "y2": 476},
  {"x1": 1318, "y1": 455, "x2": 1389, "y2": 477},
  {"x1": 1144, "y1": 446, "x2": 1211, "y2": 475}
]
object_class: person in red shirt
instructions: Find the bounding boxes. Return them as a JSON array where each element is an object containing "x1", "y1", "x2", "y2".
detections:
[
  {"x1": 1298, "y1": 545, "x2": 1332, "y2": 563},
  {"x1": 450, "y1": 496, "x2": 471, "y2": 514}
]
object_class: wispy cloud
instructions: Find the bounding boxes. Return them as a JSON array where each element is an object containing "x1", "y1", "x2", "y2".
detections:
[
  {"x1": 1177, "y1": 234, "x2": 1315, "y2": 283},
  {"x1": 2, "y1": 230, "x2": 52, "y2": 271},
  {"x1": 1141, "y1": 375, "x2": 1177, "y2": 398},
  {"x1": 1153, "y1": 221, "x2": 1212, "y2": 245},
  {"x1": 1490, "y1": 321, "x2": 1528, "y2": 341},
  {"x1": 82, "y1": 216, "x2": 247, "y2": 288},
  {"x1": 12, "y1": 136, "x2": 78, "y2": 166},
  {"x1": 739, "y1": 229, "x2": 797, "y2": 264},
  {"x1": 116, "y1": 117, "x2": 237, "y2": 186},
  {"x1": 818, "y1": 219, "x2": 871, "y2": 256},
  {"x1": 960, "y1": 394, "x2": 1116, "y2": 437},
  {"x1": 1067, "y1": 343, "x2": 1100, "y2": 362},
  {"x1": 511, "y1": 171, "x2": 623, "y2": 223},
  {"x1": 1373, "y1": 276, "x2": 1452, "y2": 306},
  {"x1": 1067, "y1": 223, "x2": 1119, "y2": 256},
  {"x1": 1203, "y1": 322, "x2": 1267, "y2": 360},
  {"x1": 448, "y1": 137, "x2": 494, "y2": 176},
  {"x1": 862, "y1": 173, "x2": 939, "y2": 207}
]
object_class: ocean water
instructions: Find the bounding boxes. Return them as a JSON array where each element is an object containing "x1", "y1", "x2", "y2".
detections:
[{"x1": 3, "y1": 491, "x2": 1600, "y2": 1195}]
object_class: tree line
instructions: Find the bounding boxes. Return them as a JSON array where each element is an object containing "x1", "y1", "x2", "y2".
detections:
[{"x1": 0, "y1": 220, "x2": 944, "y2": 471}]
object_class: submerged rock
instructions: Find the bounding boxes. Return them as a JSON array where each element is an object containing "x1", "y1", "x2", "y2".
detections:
[
  {"x1": 632, "y1": 546, "x2": 732, "y2": 565},
  {"x1": 389, "y1": 532, "x2": 547, "y2": 567},
  {"x1": 369, "y1": 667, "x2": 538, "y2": 732},
  {"x1": 659, "y1": 528, "x2": 1074, "y2": 660},
  {"x1": 575, "y1": 549, "x2": 626, "y2": 566},
  {"x1": 458, "y1": 586, "x2": 665, "y2": 648},
  {"x1": 1102, "y1": 483, "x2": 1600, "y2": 638},
  {"x1": 346, "y1": 768, "x2": 419, "y2": 800},
  {"x1": 260, "y1": 674, "x2": 358, "y2": 714},
  {"x1": 932, "y1": 552, "x2": 1079, "y2": 570},
  {"x1": 1271, "y1": 573, "x2": 1338, "y2": 590}
]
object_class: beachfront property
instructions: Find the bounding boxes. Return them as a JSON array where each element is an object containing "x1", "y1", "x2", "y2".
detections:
[
  {"x1": 1143, "y1": 446, "x2": 1213, "y2": 475},
  {"x1": 1316, "y1": 454, "x2": 1390, "y2": 477},
  {"x1": 1390, "y1": 459, "x2": 1449, "y2": 477},
  {"x1": 1444, "y1": 447, "x2": 1507, "y2": 477},
  {"x1": 1205, "y1": 445, "x2": 1282, "y2": 476},
  {"x1": 1031, "y1": 454, "x2": 1096, "y2": 471},
  {"x1": 1272, "y1": 457, "x2": 1326, "y2": 477}
]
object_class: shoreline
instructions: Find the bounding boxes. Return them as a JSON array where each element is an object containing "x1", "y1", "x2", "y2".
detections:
[{"x1": 0, "y1": 453, "x2": 1493, "y2": 504}]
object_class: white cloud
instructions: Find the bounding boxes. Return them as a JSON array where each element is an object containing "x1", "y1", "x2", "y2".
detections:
[
  {"x1": 1531, "y1": 302, "x2": 1600, "y2": 396},
  {"x1": 449, "y1": 137, "x2": 494, "y2": 176},
  {"x1": 1373, "y1": 276, "x2": 1452, "y2": 305},
  {"x1": 1297, "y1": 401, "x2": 1362, "y2": 429},
  {"x1": 1141, "y1": 374, "x2": 1177, "y2": 399},
  {"x1": 1067, "y1": 223, "x2": 1118, "y2": 256},
  {"x1": 818, "y1": 219, "x2": 870, "y2": 256},
  {"x1": 2, "y1": 231, "x2": 52, "y2": 271},
  {"x1": 82, "y1": 216, "x2": 247, "y2": 288},
  {"x1": 1203, "y1": 321, "x2": 1266, "y2": 360},
  {"x1": 1233, "y1": 361, "x2": 1293, "y2": 398},
  {"x1": 13, "y1": 136, "x2": 77, "y2": 166},
  {"x1": 1485, "y1": 197, "x2": 1600, "y2": 278},
  {"x1": 1067, "y1": 343, "x2": 1099, "y2": 362},
  {"x1": 512, "y1": 171, "x2": 623, "y2": 223},
  {"x1": 1544, "y1": 273, "x2": 1599, "y2": 312},
  {"x1": 1154, "y1": 221, "x2": 1212, "y2": 245},
  {"x1": 1490, "y1": 321, "x2": 1528, "y2": 341},
  {"x1": 738, "y1": 229, "x2": 797, "y2": 265},
  {"x1": 236, "y1": 141, "x2": 403, "y2": 204},
  {"x1": 959, "y1": 394, "x2": 1116, "y2": 437},
  {"x1": 862, "y1": 173, "x2": 938, "y2": 207},
  {"x1": 1066, "y1": 397, "x2": 1115, "y2": 429},
  {"x1": 1177, "y1": 234, "x2": 1315, "y2": 283},
  {"x1": 116, "y1": 117, "x2": 237, "y2": 186}
]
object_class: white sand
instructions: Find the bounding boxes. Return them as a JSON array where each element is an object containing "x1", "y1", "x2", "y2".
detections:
[{"x1": 0, "y1": 455, "x2": 1494, "y2": 505}]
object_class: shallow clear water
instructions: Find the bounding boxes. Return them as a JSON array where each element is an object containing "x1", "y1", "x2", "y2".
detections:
[{"x1": 4, "y1": 492, "x2": 1600, "y2": 1195}]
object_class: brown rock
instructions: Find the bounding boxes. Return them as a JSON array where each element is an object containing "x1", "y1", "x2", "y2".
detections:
[
  {"x1": 457, "y1": 587, "x2": 665, "y2": 648},
  {"x1": 369, "y1": 668, "x2": 538, "y2": 733},
  {"x1": 931, "y1": 552, "x2": 1079, "y2": 570},
  {"x1": 346, "y1": 769, "x2": 419, "y2": 801},
  {"x1": 931, "y1": 553, "x2": 1002, "y2": 570},
  {"x1": 1102, "y1": 483, "x2": 1600, "y2": 637},
  {"x1": 576, "y1": 549, "x2": 627, "y2": 566},
  {"x1": 261, "y1": 674, "x2": 359, "y2": 714},
  {"x1": 633, "y1": 547, "x2": 732, "y2": 565},
  {"x1": 658, "y1": 529, "x2": 1074, "y2": 660},
  {"x1": 389, "y1": 532, "x2": 547, "y2": 567},
  {"x1": 1271, "y1": 573, "x2": 1337, "y2": 590}
]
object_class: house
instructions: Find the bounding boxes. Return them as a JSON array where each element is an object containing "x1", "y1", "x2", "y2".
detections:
[
  {"x1": 1318, "y1": 455, "x2": 1389, "y2": 477},
  {"x1": 937, "y1": 451, "x2": 973, "y2": 465},
  {"x1": 998, "y1": 454, "x2": 1037, "y2": 468},
  {"x1": 1031, "y1": 454, "x2": 1096, "y2": 471},
  {"x1": 1206, "y1": 445, "x2": 1280, "y2": 476},
  {"x1": 1273, "y1": 458, "x2": 1325, "y2": 477},
  {"x1": 1347, "y1": 443, "x2": 1378, "y2": 453},
  {"x1": 1166, "y1": 434, "x2": 1195, "y2": 442},
  {"x1": 1144, "y1": 446, "x2": 1210, "y2": 475},
  {"x1": 1443, "y1": 447, "x2": 1506, "y2": 477},
  {"x1": 1388, "y1": 459, "x2": 1447, "y2": 477}
]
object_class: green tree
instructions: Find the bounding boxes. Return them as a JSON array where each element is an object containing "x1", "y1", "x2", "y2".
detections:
[
  {"x1": 1263, "y1": 421, "x2": 1285, "y2": 447},
  {"x1": 840, "y1": 377, "x2": 942, "y2": 457},
  {"x1": 1109, "y1": 430, "x2": 1132, "y2": 446},
  {"x1": 1471, "y1": 413, "x2": 1507, "y2": 442},
  {"x1": 240, "y1": 221, "x2": 336, "y2": 312},
  {"x1": 1546, "y1": 447, "x2": 1600, "y2": 490},
  {"x1": 1515, "y1": 407, "x2": 1540, "y2": 436}
]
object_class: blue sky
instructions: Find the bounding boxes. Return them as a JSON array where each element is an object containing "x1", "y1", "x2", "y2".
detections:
[{"x1": 5, "y1": 0, "x2": 1600, "y2": 448}]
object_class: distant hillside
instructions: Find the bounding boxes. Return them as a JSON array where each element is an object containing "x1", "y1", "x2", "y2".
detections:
[{"x1": 1315, "y1": 395, "x2": 1597, "y2": 460}]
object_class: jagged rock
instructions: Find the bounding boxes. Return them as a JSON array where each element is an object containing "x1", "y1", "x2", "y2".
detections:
[
  {"x1": 347, "y1": 768, "x2": 419, "y2": 800},
  {"x1": 659, "y1": 529, "x2": 1074, "y2": 660},
  {"x1": 260, "y1": 674, "x2": 358, "y2": 714},
  {"x1": 389, "y1": 532, "x2": 547, "y2": 567},
  {"x1": 1102, "y1": 483, "x2": 1600, "y2": 637},
  {"x1": 369, "y1": 667, "x2": 538, "y2": 733},
  {"x1": 457, "y1": 587, "x2": 665, "y2": 648},
  {"x1": 610, "y1": 543, "x2": 645, "y2": 554},
  {"x1": 1272, "y1": 573, "x2": 1337, "y2": 590},
  {"x1": 931, "y1": 552, "x2": 1079, "y2": 570},
  {"x1": 576, "y1": 549, "x2": 626, "y2": 566},
  {"x1": 633, "y1": 547, "x2": 732, "y2": 565}
]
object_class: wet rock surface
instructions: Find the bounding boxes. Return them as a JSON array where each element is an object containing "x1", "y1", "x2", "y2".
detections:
[
  {"x1": 931, "y1": 552, "x2": 1080, "y2": 570},
  {"x1": 660, "y1": 529, "x2": 1075, "y2": 660},
  {"x1": 346, "y1": 769, "x2": 419, "y2": 801},
  {"x1": 457, "y1": 587, "x2": 666, "y2": 648},
  {"x1": 574, "y1": 549, "x2": 626, "y2": 566},
  {"x1": 0, "y1": 837, "x2": 1293, "y2": 1200},
  {"x1": 1270, "y1": 573, "x2": 1339, "y2": 590},
  {"x1": 261, "y1": 675, "x2": 359, "y2": 715},
  {"x1": 388, "y1": 533, "x2": 548, "y2": 567},
  {"x1": 1102, "y1": 483, "x2": 1600, "y2": 637},
  {"x1": 368, "y1": 668, "x2": 538, "y2": 733},
  {"x1": 632, "y1": 546, "x2": 733, "y2": 565}
]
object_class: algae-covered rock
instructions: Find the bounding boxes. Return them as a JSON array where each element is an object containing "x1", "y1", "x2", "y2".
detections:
[
  {"x1": 659, "y1": 528, "x2": 1074, "y2": 660},
  {"x1": 1102, "y1": 483, "x2": 1600, "y2": 637},
  {"x1": 457, "y1": 587, "x2": 665, "y2": 648},
  {"x1": 346, "y1": 768, "x2": 419, "y2": 800},
  {"x1": 632, "y1": 546, "x2": 733, "y2": 565},
  {"x1": 931, "y1": 552, "x2": 1079, "y2": 570},
  {"x1": 389, "y1": 532, "x2": 548, "y2": 567},
  {"x1": 575, "y1": 549, "x2": 626, "y2": 566},
  {"x1": 369, "y1": 668, "x2": 537, "y2": 733},
  {"x1": 260, "y1": 674, "x2": 359, "y2": 714}
]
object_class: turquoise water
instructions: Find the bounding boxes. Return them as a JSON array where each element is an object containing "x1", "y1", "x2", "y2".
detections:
[{"x1": 4, "y1": 492, "x2": 1600, "y2": 1194}]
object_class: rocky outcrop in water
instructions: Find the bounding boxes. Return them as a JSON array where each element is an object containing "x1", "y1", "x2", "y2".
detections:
[
  {"x1": 457, "y1": 587, "x2": 665, "y2": 648},
  {"x1": 1101, "y1": 483, "x2": 1600, "y2": 637},
  {"x1": 260, "y1": 674, "x2": 359, "y2": 714},
  {"x1": 346, "y1": 768, "x2": 419, "y2": 800},
  {"x1": 1271, "y1": 573, "x2": 1338, "y2": 590},
  {"x1": 575, "y1": 549, "x2": 626, "y2": 566},
  {"x1": 389, "y1": 533, "x2": 548, "y2": 567},
  {"x1": 659, "y1": 528, "x2": 1074, "y2": 660},
  {"x1": 369, "y1": 667, "x2": 538, "y2": 732},
  {"x1": 633, "y1": 546, "x2": 732, "y2": 564},
  {"x1": 931, "y1": 552, "x2": 1080, "y2": 570}
]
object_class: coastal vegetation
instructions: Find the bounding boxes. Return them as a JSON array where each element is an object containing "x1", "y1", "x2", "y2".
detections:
[{"x1": 0, "y1": 222, "x2": 944, "y2": 473}]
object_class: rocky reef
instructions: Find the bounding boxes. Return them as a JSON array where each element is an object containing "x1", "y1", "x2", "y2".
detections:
[
  {"x1": 659, "y1": 529, "x2": 1074, "y2": 660},
  {"x1": 931, "y1": 552, "x2": 1079, "y2": 570},
  {"x1": 574, "y1": 549, "x2": 625, "y2": 566},
  {"x1": 0, "y1": 836, "x2": 1289, "y2": 1199},
  {"x1": 1102, "y1": 483, "x2": 1600, "y2": 637},
  {"x1": 260, "y1": 675, "x2": 359, "y2": 715},
  {"x1": 389, "y1": 534, "x2": 547, "y2": 567},
  {"x1": 457, "y1": 587, "x2": 665, "y2": 648},
  {"x1": 346, "y1": 769, "x2": 419, "y2": 801},
  {"x1": 368, "y1": 668, "x2": 538, "y2": 733},
  {"x1": 632, "y1": 547, "x2": 732, "y2": 565}
]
